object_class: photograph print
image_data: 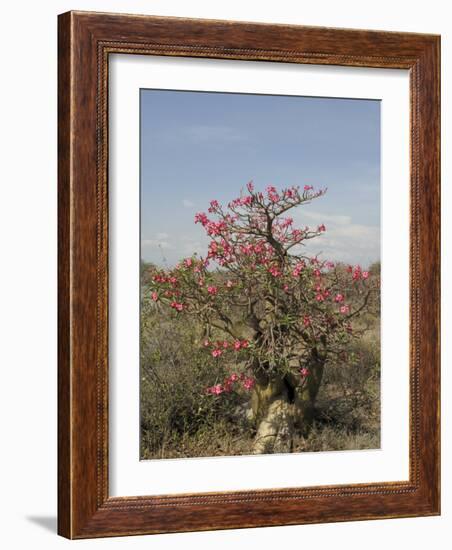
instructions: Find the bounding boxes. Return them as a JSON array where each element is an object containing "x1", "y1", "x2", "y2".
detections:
[{"x1": 140, "y1": 89, "x2": 381, "y2": 459}]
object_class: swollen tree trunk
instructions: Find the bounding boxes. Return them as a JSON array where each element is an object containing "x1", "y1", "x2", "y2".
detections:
[
  {"x1": 251, "y1": 355, "x2": 325, "y2": 454},
  {"x1": 251, "y1": 376, "x2": 294, "y2": 454}
]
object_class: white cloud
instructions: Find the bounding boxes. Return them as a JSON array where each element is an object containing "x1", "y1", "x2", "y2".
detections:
[
  {"x1": 301, "y1": 210, "x2": 352, "y2": 226},
  {"x1": 291, "y1": 209, "x2": 380, "y2": 267},
  {"x1": 182, "y1": 199, "x2": 195, "y2": 208}
]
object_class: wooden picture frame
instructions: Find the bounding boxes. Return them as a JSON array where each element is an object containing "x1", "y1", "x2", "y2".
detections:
[{"x1": 58, "y1": 10, "x2": 440, "y2": 539}]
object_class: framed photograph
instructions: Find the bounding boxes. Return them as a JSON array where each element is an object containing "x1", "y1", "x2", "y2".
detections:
[{"x1": 58, "y1": 11, "x2": 440, "y2": 538}]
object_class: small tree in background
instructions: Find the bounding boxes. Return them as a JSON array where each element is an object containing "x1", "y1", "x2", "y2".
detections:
[{"x1": 147, "y1": 183, "x2": 377, "y2": 453}]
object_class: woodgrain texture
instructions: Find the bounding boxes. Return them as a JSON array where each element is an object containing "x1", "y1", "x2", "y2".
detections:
[{"x1": 58, "y1": 10, "x2": 440, "y2": 539}]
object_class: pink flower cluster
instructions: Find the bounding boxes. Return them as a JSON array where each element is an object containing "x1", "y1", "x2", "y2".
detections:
[
  {"x1": 268, "y1": 265, "x2": 282, "y2": 277},
  {"x1": 266, "y1": 185, "x2": 280, "y2": 203},
  {"x1": 313, "y1": 281, "x2": 330, "y2": 302},
  {"x1": 233, "y1": 195, "x2": 254, "y2": 208},
  {"x1": 208, "y1": 199, "x2": 220, "y2": 213},
  {"x1": 206, "y1": 220, "x2": 227, "y2": 237},
  {"x1": 280, "y1": 217, "x2": 293, "y2": 228},
  {"x1": 242, "y1": 377, "x2": 256, "y2": 391},
  {"x1": 203, "y1": 339, "x2": 250, "y2": 358},
  {"x1": 194, "y1": 212, "x2": 208, "y2": 225},
  {"x1": 205, "y1": 373, "x2": 256, "y2": 395},
  {"x1": 348, "y1": 265, "x2": 370, "y2": 281},
  {"x1": 205, "y1": 384, "x2": 224, "y2": 395},
  {"x1": 195, "y1": 212, "x2": 228, "y2": 237},
  {"x1": 153, "y1": 273, "x2": 178, "y2": 285},
  {"x1": 292, "y1": 261, "x2": 306, "y2": 278}
]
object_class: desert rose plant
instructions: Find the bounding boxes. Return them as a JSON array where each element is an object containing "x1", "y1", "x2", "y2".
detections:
[{"x1": 148, "y1": 182, "x2": 377, "y2": 453}]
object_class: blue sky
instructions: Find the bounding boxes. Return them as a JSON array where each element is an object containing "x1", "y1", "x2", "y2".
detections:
[{"x1": 141, "y1": 89, "x2": 380, "y2": 268}]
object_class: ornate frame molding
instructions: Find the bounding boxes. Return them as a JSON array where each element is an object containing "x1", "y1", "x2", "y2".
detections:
[{"x1": 58, "y1": 11, "x2": 440, "y2": 538}]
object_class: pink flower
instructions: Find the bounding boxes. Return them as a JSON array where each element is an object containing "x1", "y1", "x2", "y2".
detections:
[
  {"x1": 300, "y1": 367, "x2": 310, "y2": 378},
  {"x1": 222, "y1": 341, "x2": 229, "y2": 348},
  {"x1": 184, "y1": 258, "x2": 193, "y2": 268},
  {"x1": 362, "y1": 271, "x2": 370, "y2": 279},
  {"x1": 242, "y1": 377, "x2": 255, "y2": 391},
  {"x1": 229, "y1": 373, "x2": 239, "y2": 382},
  {"x1": 212, "y1": 349, "x2": 223, "y2": 358},
  {"x1": 315, "y1": 294, "x2": 325, "y2": 302},
  {"x1": 318, "y1": 224, "x2": 326, "y2": 232},
  {"x1": 268, "y1": 266, "x2": 281, "y2": 277},
  {"x1": 206, "y1": 384, "x2": 224, "y2": 395},
  {"x1": 313, "y1": 268, "x2": 321, "y2": 278},
  {"x1": 304, "y1": 185, "x2": 313, "y2": 191},
  {"x1": 340, "y1": 305, "x2": 350, "y2": 314},
  {"x1": 206, "y1": 221, "x2": 227, "y2": 236},
  {"x1": 281, "y1": 217, "x2": 293, "y2": 228},
  {"x1": 334, "y1": 293, "x2": 344, "y2": 303},
  {"x1": 247, "y1": 181, "x2": 254, "y2": 192},
  {"x1": 233, "y1": 340, "x2": 241, "y2": 351},
  {"x1": 194, "y1": 212, "x2": 209, "y2": 226},
  {"x1": 207, "y1": 286, "x2": 218, "y2": 295},
  {"x1": 170, "y1": 302, "x2": 184, "y2": 311},
  {"x1": 303, "y1": 315, "x2": 311, "y2": 327},
  {"x1": 292, "y1": 261, "x2": 305, "y2": 278},
  {"x1": 151, "y1": 291, "x2": 158, "y2": 302},
  {"x1": 208, "y1": 199, "x2": 219, "y2": 213},
  {"x1": 240, "y1": 340, "x2": 249, "y2": 349},
  {"x1": 203, "y1": 339, "x2": 210, "y2": 347}
]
